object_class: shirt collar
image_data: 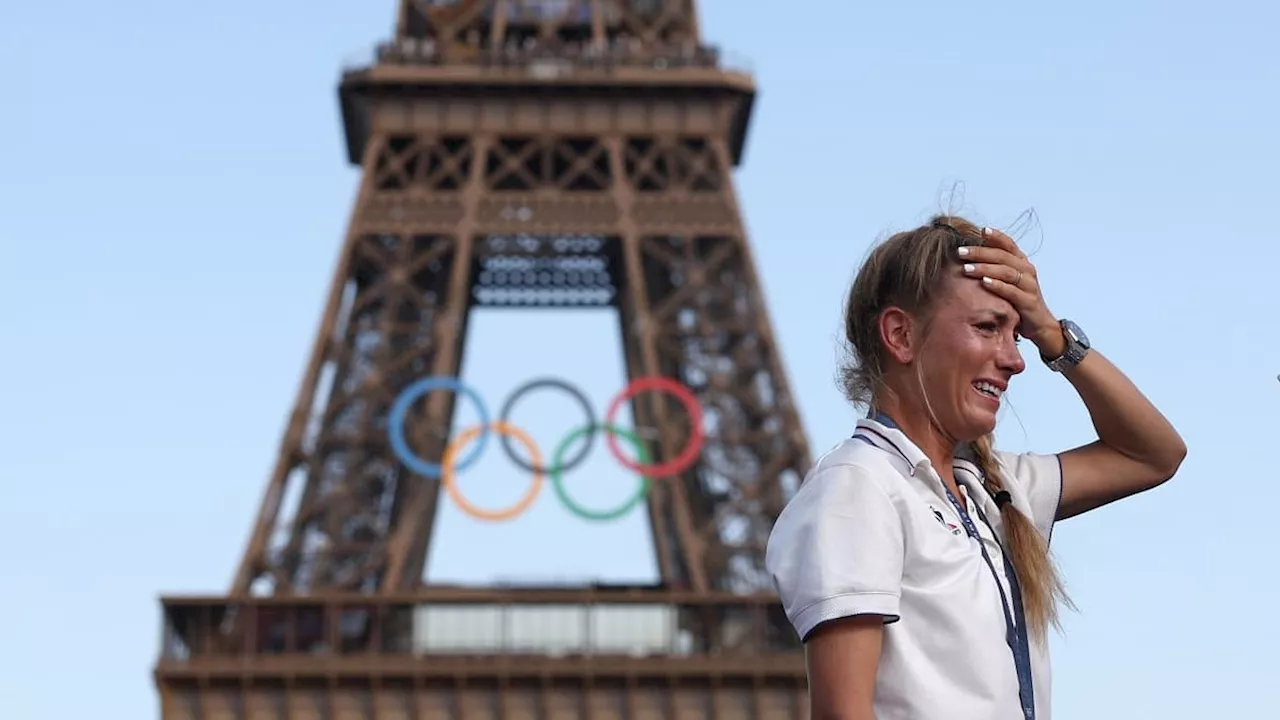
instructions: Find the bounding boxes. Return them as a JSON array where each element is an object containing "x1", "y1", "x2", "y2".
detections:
[
  {"x1": 853, "y1": 414, "x2": 997, "y2": 512},
  {"x1": 857, "y1": 411, "x2": 978, "y2": 472},
  {"x1": 854, "y1": 416, "x2": 932, "y2": 473}
]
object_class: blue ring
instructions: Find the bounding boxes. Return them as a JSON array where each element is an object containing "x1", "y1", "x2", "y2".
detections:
[{"x1": 387, "y1": 376, "x2": 491, "y2": 478}]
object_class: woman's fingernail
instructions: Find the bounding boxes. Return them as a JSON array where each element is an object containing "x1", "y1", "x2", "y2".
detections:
[
  {"x1": 963, "y1": 263, "x2": 975, "y2": 273},
  {"x1": 982, "y1": 276, "x2": 994, "y2": 286},
  {"x1": 958, "y1": 246, "x2": 971, "y2": 257},
  {"x1": 982, "y1": 227, "x2": 992, "y2": 236}
]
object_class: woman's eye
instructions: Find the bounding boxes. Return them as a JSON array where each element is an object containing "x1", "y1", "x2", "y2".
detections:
[{"x1": 977, "y1": 322, "x2": 998, "y2": 333}]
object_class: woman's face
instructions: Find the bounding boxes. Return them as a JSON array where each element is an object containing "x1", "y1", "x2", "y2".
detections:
[{"x1": 914, "y1": 268, "x2": 1027, "y2": 441}]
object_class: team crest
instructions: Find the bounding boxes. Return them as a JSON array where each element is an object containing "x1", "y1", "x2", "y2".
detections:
[{"x1": 929, "y1": 505, "x2": 964, "y2": 536}]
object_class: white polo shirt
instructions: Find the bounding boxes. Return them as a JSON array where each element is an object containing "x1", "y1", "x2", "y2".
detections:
[{"x1": 766, "y1": 417, "x2": 1063, "y2": 720}]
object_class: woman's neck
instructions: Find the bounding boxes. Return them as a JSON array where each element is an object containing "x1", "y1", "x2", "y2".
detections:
[{"x1": 871, "y1": 397, "x2": 959, "y2": 487}]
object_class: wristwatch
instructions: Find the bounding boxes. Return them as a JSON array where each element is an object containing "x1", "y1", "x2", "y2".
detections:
[{"x1": 1042, "y1": 319, "x2": 1090, "y2": 373}]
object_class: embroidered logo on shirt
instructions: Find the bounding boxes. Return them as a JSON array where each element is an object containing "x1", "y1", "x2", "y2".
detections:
[{"x1": 930, "y1": 505, "x2": 964, "y2": 536}]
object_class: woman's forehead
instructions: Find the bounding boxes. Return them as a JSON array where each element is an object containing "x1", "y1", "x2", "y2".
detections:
[{"x1": 937, "y1": 272, "x2": 1019, "y2": 321}]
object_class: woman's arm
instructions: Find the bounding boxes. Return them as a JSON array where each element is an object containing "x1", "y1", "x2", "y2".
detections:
[
  {"x1": 805, "y1": 617, "x2": 885, "y2": 720},
  {"x1": 767, "y1": 465, "x2": 904, "y2": 718},
  {"x1": 1045, "y1": 345, "x2": 1187, "y2": 519},
  {"x1": 961, "y1": 226, "x2": 1188, "y2": 520}
]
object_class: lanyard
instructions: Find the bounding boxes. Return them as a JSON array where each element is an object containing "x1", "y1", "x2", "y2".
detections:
[{"x1": 860, "y1": 413, "x2": 1036, "y2": 720}]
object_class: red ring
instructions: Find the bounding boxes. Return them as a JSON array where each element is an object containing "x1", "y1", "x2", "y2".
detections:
[{"x1": 603, "y1": 377, "x2": 705, "y2": 478}]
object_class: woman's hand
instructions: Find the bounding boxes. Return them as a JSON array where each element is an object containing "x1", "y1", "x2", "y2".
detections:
[{"x1": 957, "y1": 227, "x2": 1066, "y2": 359}]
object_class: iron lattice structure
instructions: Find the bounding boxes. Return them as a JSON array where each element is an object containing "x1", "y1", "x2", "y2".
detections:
[{"x1": 156, "y1": 2, "x2": 813, "y2": 717}]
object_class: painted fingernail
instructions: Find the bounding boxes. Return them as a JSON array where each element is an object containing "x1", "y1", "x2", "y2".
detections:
[
  {"x1": 957, "y1": 246, "x2": 971, "y2": 257},
  {"x1": 982, "y1": 227, "x2": 992, "y2": 236},
  {"x1": 982, "y1": 276, "x2": 994, "y2": 286},
  {"x1": 963, "y1": 263, "x2": 975, "y2": 273}
]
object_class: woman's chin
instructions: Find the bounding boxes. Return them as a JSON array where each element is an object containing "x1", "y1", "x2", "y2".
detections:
[{"x1": 958, "y1": 406, "x2": 999, "y2": 439}]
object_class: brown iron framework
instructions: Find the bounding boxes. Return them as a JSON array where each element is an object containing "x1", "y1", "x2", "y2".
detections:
[{"x1": 156, "y1": 2, "x2": 813, "y2": 717}]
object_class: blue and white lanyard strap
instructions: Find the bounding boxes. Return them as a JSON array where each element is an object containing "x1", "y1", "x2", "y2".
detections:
[
  {"x1": 856, "y1": 413, "x2": 1036, "y2": 720},
  {"x1": 946, "y1": 487, "x2": 1037, "y2": 720}
]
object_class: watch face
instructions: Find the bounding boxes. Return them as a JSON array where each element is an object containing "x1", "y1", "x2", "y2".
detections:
[{"x1": 1062, "y1": 320, "x2": 1090, "y2": 349}]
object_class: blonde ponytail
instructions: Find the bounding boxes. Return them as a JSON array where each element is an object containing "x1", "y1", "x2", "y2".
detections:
[{"x1": 970, "y1": 434, "x2": 1073, "y2": 642}]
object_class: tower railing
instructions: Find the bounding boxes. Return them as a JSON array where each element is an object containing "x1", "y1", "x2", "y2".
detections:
[
  {"x1": 338, "y1": 41, "x2": 754, "y2": 76},
  {"x1": 158, "y1": 589, "x2": 801, "y2": 666}
]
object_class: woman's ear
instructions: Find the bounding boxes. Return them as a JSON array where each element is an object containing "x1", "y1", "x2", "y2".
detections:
[{"x1": 877, "y1": 306, "x2": 918, "y2": 366}]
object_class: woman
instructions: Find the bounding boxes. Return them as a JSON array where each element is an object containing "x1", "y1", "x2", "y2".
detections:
[{"x1": 765, "y1": 215, "x2": 1186, "y2": 720}]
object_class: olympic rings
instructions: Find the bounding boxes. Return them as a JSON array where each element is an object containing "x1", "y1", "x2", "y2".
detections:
[
  {"x1": 551, "y1": 424, "x2": 651, "y2": 522},
  {"x1": 603, "y1": 376, "x2": 705, "y2": 478},
  {"x1": 442, "y1": 422, "x2": 544, "y2": 522},
  {"x1": 388, "y1": 376, "x2": 491, "y2": 479},
  {"x1": 498, "y1": 377, "x2": 597, "y2": 475},
  {"x1": 386, "y1": 374, "x2": 706, "y2": 523}
]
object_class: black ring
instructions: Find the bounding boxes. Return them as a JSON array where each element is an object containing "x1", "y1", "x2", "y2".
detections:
[{"x1": 497, "y1": 377, "x2": 597, "y2": 475}]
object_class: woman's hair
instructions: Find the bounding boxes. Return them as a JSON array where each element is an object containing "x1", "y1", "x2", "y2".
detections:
[{"x1": 839, "y1": 214, "x2": 1072, "y2": 642}]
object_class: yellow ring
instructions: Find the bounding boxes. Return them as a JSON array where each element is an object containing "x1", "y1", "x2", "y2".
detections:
[{"x1": 441, "y1": 422, "x2": 544, "y2": 522}]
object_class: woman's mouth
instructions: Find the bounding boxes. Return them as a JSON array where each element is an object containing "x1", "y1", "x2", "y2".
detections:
[{"x1": 972, "y1": 381, "x2": 1003, "y2": 404}]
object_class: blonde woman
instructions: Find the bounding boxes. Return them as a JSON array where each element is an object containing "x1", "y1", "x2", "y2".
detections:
[{"x1": 765, "y1": 216, "x2": 1186, "y2": 720}]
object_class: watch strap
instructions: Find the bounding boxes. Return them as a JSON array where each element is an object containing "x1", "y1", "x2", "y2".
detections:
[{"x1": 1042, "y1": 321, "x2": 1088, "y2": 373}]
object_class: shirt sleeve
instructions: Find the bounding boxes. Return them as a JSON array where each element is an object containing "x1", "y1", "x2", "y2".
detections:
[
  {"x1": 765, "y1": 463, "x2": 905, "y2": 642},
  {"x1": 996, "y1": 450, "x2": 1063, "y2": 542}
]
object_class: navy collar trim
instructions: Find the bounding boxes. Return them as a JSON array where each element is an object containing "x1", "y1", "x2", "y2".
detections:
[
  {"x1": 854, "y1": 415, "x2": 981, "y2": 473},
  {"x1": 853, "y1": 415, "x2": 1003, "y2": 522}
]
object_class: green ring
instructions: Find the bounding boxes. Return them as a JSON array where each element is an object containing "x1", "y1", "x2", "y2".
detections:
[{"x1": 550, "y1": 423, "x2": 652, "y2": 522}]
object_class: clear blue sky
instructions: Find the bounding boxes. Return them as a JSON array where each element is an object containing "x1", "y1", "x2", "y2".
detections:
[{"x1": 2, "y1": 1, "x2": 1277, "y2": 718}]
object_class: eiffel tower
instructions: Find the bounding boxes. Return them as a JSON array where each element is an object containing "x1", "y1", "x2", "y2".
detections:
[{"x1": 155, "y1": 2, "x2": 813, "y2": 717}]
